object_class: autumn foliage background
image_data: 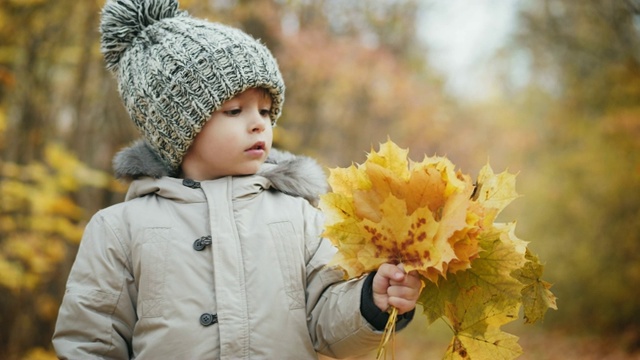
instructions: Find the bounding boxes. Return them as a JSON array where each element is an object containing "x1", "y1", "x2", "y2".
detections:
[{"x1": 1, "y1": 1, "x2": 639, "y2": 359}]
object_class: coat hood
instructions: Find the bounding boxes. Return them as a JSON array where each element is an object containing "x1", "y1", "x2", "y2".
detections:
[{"x1": 113, "y1": 139, "x2": 328, "y2": 206}]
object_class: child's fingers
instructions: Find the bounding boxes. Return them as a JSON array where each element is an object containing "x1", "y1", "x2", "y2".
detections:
[
  {"x1": 388, "y1": 296, "x2": 417, "y2": 315},
  {"x1": 373, "y1": 264, "x2": 421, "y2": 313},
  {"x1": 389, "y1": 269, "x2": 420, "y2": 288},
  {"x1": 376, "y1": 263, "x2": 405, "y2": 283},
  {"x1": 387, "y1": 284, "x2": 420, "y2": 300}
]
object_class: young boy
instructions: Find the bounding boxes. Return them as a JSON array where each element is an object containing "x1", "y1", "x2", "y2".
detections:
[{"x1": 52, "y1": 0, "x2": 421, "y2": 358}]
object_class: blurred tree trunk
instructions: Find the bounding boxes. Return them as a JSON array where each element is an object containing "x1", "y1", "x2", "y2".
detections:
[
  {"x1": 0, "y1": 1, "x2": 132, "y2": 358},
  {"x1": 2, "y1": 2, "x2": 56, "y2": 164}
]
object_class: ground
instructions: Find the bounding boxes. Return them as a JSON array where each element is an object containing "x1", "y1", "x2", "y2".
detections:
[{"x1": 319, "y1": 319, "x2": 640, "y2": 360}]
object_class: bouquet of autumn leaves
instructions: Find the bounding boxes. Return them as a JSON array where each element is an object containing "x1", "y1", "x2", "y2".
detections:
[{"x1": 318, "y1": 140, "x2": 557, "y2": 360}]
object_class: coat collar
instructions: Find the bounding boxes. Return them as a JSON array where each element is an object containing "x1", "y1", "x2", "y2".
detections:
[{"x1": 114, "y1": 140, "x2": 328, "y2": 206}]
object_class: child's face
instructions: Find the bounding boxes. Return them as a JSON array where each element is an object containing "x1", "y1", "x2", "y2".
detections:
[{"x1": 180, "y1": 88, "x2": 273, "y2": 180}]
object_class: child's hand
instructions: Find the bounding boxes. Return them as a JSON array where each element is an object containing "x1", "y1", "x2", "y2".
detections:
[{"x1": 372, "y1": 263, "x2": 422, "y2": 315}]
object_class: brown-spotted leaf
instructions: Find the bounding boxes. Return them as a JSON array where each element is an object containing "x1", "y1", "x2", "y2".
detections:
[{"x1": 401, "y1": 205, "x2": 444, "y2": 278}]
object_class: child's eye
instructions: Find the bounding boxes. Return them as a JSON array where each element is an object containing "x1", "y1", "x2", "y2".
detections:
[
  {"x1": 224, "y1": 108, "x2": 241, "y2": 116},
  {"x1": 260, "y1": 109, "x2": 270, "y2": 117}
]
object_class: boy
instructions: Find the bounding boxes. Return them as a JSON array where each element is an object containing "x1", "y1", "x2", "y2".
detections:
[{"x1": 52, "y1": 0, "x2": 421, "y2": 358}]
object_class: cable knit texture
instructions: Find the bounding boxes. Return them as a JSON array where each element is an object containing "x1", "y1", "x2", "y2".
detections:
[{"x1": 100, "y1": 0, "x2": 285, "y2": 172}]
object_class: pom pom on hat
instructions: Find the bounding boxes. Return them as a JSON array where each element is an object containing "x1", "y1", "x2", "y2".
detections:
[
  {"x1": 100, "y1": 0, "x2": 285, "y2": 175},
  {"x1": 101, "y1": 0, "x2": 183, "y2": 72}
]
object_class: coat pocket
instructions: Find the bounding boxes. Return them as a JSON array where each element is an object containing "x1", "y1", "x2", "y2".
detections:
[
  {"x1": 268, "y1": 221, "x2": 305, "y2": 310},
  {"x1": 139, "y1": 228, "x2": 171, "y2": 318}
]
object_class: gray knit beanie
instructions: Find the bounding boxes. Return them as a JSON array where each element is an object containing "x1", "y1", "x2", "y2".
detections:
[{"x1": 100, "y1": 0, "x2": 285, "y2": 173}]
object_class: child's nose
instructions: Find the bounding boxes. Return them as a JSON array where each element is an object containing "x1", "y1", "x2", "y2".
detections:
[{"x1": 249, "y1": 110, "x2": 267, "y2": 133}]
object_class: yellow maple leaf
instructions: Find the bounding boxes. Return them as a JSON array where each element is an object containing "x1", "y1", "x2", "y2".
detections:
[
  {"x1": 327, "y1": 164, "x2": 371, "y2": 198},
  {"x1": 473, "y1": 163, "x2": 520, "y2": 224},
  {"x1": 366, "y1": 140, "x2": 411, "y2": 181},
  {"x1": 319, "y1": 140, "x2": 481, "y2": 282}
]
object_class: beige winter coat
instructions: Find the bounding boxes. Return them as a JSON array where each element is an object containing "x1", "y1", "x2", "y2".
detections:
[{"x1": 53, "y1": 146, "x2": 393, "y2": 359}]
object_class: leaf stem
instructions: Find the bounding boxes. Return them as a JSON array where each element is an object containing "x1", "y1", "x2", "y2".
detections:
[{"x1": 375, "y1": 306, "x2": 398, "y2": 360}]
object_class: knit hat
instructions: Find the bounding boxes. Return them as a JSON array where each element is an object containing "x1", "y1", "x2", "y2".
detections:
[{"x1": 100, "y1": 0, "x2": 285, "y2": 174}]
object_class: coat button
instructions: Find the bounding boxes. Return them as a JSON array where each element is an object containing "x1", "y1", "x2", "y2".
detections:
[
  {"x1": 193, "y1": 235, "x2": 212, "y2": 251},
  {"x1": 200, "y1": 313, "x2": 218, "y2": 326},
  {"x1": 193, "y1": 239, "x2": 206, "y2": 251},
  {"x1": 182, "y1": 179, "x2": 201, "y2": 189}
]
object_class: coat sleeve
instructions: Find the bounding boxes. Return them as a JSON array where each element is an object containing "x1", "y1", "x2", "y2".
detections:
[
  {"x1": 304, "y1": 205, "x2": 406, "y2": 359},
  {"x1": 52, "y1": 211, "x2": 137, "y2": 359}
]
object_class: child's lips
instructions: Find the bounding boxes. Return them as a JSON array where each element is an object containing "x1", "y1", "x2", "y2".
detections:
[
  {"x1": 245, "y1": 141, "x2": 266, "y2": 156},
  {"x1": 247, "y1": 141, "x2": 265, "y2": 151}
]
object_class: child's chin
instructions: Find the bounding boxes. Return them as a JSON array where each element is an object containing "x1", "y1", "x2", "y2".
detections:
[{"x1": 237, "y1": 165, "x2": 262, "y2": 177}]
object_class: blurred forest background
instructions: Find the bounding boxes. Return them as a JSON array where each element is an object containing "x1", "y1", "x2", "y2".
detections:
[{"x1": 1, "y1": 0, "x2": 639, "y2": 359}]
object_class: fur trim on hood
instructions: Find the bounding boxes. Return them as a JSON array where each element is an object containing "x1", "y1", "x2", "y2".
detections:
[{"x1": 113, "y1": 140, "x2": 328, "y2": 205}]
